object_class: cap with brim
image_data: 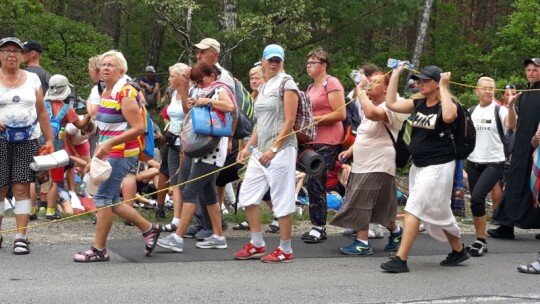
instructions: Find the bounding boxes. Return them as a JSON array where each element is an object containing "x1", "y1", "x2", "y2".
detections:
[
  {"x1": 411, "y1": 65, "x2": 442, "y2": 82},
  {"x1": 0, "y1": 37, "x2": 24, "y2": 50},
  {"x1": 262, "y1": 44, "x2": 285, "y2": 61},
  {"x1": 45, "y1": 74, "x2": 72, "y2": 100},
  {"x1": 87, "y1": 157, "x2": 112, "y2": 195},
  {"x1": 22, "y1": 40, "x2": 43, "y2": 53},
  {"x1": 193, "y1": 38, "x2": 220, "y2": 53},
  {"x1": 145, "y1": 66, "x2": 156, "y2": 73},
  {"x1": 524, "y1": 58, "x2": 540, "y2": 67}
]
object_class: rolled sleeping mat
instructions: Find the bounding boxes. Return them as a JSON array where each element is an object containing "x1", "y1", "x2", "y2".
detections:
[
  {"x1": 29, "y1": 149, "x2": 71, "y2": 171},
  {"x1": 297, "y1": 147, "x2": 325, "y2": 176}
]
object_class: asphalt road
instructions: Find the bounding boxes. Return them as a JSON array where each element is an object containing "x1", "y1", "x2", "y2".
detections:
[{"x1": 1, "y1": 233, "x2": 539, "y2": 304}]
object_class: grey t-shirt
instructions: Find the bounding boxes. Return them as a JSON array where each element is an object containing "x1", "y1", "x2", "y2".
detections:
[
  {"x1": 25, "y1": 66, "x2": 52, "y2": 94},
  {"x1": 255, "y1": 72, "x2": 299, "y2": 151}
]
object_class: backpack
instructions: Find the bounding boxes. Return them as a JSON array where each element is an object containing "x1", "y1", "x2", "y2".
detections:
[
  {"x1": 232, "y1": 79, "x2": 255, "y2": 139},
  {"x1": 117, "y1": 84, "x2": 155, "y2": 162},
  {"x1": 280, "y1": 76, "x2": 317, "y2": 143},
  {"x1": 45, "y1": 100, "x2": 69, "y2": 150},
  {"x1": 445, "y1": 99, "x2": 476, "y2": 160},
  {"x1": 469, "y1": 104, "x2": 513, "y2": 158},
  {"x1": 342, "y1": 97, "x2": 361, "y2": 148},
  {"x1": 384, "y1": 119, "x2": 412, "y2": 168}
]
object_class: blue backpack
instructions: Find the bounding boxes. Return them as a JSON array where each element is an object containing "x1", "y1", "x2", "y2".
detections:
[{"x1": 45, "y1": 100, "x2": 69, "y2": 150}]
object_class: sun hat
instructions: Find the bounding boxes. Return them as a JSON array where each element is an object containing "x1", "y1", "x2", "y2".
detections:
[
  {"x1": 86, "y1": 157, "x2": 112, "y2": 195},
  {"x1": 45, "y1": 74, "x2": 72, "y2": 100}
]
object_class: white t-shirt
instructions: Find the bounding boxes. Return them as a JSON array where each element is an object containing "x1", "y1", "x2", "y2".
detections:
[
  {"x1": 88, "y1": 85, "x2": 101, "y2": 106},
  {"x1": 0, "y1": 71, "x2": 41, "y2": 140},
  {"x1": 352, "y1": 102, "x2": 408, "y2": 176},
  {"x1": 467, "y1": 102, "x2": 508, "y2": 163}
]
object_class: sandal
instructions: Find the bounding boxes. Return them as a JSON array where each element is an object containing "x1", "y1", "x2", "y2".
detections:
[
  {"x1": 301, "y1": 227, "x2": 327, "y2": 243},
  {"x1": 143, "y1": 224, "x2": 161, "y2": 256},
  {"x1": 232, "y1": 221, "x2": 250, "y2": 231},
  {"x1": 13, "y1": 238, "x2": 31, "y2": 255},
  {"x1": 73, "y1": 246, "x2": 110, "y2": 263},
  {"x1": 517, "y1": 256, "x2": 540, "y2": 274}
]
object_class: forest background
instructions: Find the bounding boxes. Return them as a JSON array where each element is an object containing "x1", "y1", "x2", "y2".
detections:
[{"x1": 2, "y1": 0, "x2": 540, "y2": 106}]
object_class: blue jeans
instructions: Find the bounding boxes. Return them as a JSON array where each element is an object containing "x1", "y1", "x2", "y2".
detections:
[{"x1": 94, "y1": 157, "x2": 137, "y2": 207}]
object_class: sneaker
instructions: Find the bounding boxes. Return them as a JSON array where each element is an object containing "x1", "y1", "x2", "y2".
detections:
[
  {"x1": 440, "y1": 245, "x2": 470, "y2": 266},
  {"x1": 183, "y1": 225, "x2": 202, "y2": 238},
  {"x1": 487, "y1": 225, "x2": 515, "y2": 239},
  {"x1": 29, "y1": 213, "x2": 38, "y2": 221},
  {"x1": 221, "y1": 204, "x2": 229, "y2": 215},
  {"x1": 45, "y1": 213, "x2": 61, "y2": 221},
  {"x1": 155, "y1": 208, "x2": 166, "y2": 219},
  {"x1": 340, "y1": 239, "x2": 373, "y2": 256},
  {"x1": 196, "y1": 235, "x2": 227, "y2": 249},
  {"x1": 368, "y1": 224, "x2": 385, "y2": 239},
  {"x1": 384, "y1": 227, "x2": 403, "y2": 252},
  {"x1": 341, "y1": 228, "x2": 356, "y2": 236},
  {"x1": 142, "y1": 224, "x2": 161, "y2": 256},
  {"x1": 380, "y1": 256, "x2": 410, "y2": 273},
  {"x1": 157, "y1": 234, "x2": 184, "y2": 252},
  {"x1": 466, "y1": 240, "x2": 488, "y2": 257},
  {"x1": 195, "y1": 229, "x2": 213, "y2": 241},
  {"x1": 160, "y1": 223, "x2": 178, "y2": 233},
  {"x1": 261, "y1": 247, "x2": 294, "y2": 263},
  {"x1": 164, "y1": 200, "x2": 173, "y2": 210},
  {"x1": 234, "y1": 242, "x2": 267, "y2": 260}
]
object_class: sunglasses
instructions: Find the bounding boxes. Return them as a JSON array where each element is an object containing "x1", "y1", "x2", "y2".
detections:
[{"x1": 505, "y1": 84, "x2": 516, "y2": 90}]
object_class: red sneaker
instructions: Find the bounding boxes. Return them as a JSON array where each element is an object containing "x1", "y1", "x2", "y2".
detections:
[
  {"x1": 260, "y1": 247, "x2": 294, "y2": 263},
  {"x1": 234, "y1": 242, "x2": 267, "y2": 260}
]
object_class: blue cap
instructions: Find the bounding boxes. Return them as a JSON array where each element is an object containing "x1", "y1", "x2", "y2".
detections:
[{"x1": 262, "y1": 44, "x2": 285, "y2": 61}]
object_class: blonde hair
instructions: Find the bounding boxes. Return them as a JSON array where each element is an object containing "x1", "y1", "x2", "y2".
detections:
[
  {"x1": 249, "y1": 66, "x2": 263, "y2": 77},
  {"x1": 169, "y1": 62, "x2": 189, "y2": 76},
  {"x1": 100, "y1": 50, "x2": 128, "y2": 73},
  {"x1": 88, "y1": 55, "x2": 100, "y2": 71}
]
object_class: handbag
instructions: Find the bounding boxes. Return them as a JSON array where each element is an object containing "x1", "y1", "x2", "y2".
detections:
[
  {"x1": 0, "y1": 120, "x2": 37, "y2": 143},
  {"x1": 191, "y1": 106, "x2": 232, "y2": 137},
  {"x1": 164, "y1": 131, "x2": 179, "y2": 147},
  {"x1": 180, "y1": 113, "x2": 220, "y2": 158}
]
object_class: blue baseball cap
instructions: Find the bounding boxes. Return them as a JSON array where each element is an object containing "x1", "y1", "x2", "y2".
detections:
[{"x1": 262, "y1": 44, "x2": 285, "y2": 61}]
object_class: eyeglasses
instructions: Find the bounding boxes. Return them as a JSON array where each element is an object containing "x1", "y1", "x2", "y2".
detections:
[
  {"x1": 194, "y1": 77, "x2": 207, "y2": 85},
  {"x1": 100, "y1": 62, "x2": 118, "y2": 69},
  {"x1": 267, "y1": 58, "x2": 282, "y2": 64},
  {"x1": 306, "y1": 61, "x2": 322, "y2": 66},
  {"x1": 0, "y1": 49, "x2": 23, "y2": 55},
  {"x1": 505, "y1": 84, "x2": 516, "y2": 90}
]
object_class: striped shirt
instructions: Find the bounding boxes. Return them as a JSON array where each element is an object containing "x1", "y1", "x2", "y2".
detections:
[{"x1": 96, "y1": 81, "x2": 140, "y2": 158}]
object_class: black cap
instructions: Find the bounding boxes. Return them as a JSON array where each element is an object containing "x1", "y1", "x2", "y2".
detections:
[
  {"x1": 524, "y1": 58, "x2": 540, "y2": 67},
  {"x1": 411, "y1": 65, "x2": 442, "y2": 82},
  {"x1": 23, "y1": 40, "x2": 43, "y2": 53},
  {"x1": 0, "y1": 37, "x2": 24, "y2": 50}
]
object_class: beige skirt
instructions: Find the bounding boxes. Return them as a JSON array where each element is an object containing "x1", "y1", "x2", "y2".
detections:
[{"x1": 331, "y1": 172, "x2": 397, "y2": 231}]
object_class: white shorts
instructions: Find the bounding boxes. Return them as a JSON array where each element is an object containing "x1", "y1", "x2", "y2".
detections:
[
  {"x1": 405, "y1": 160, "x2": 461, "y2": 242},
  {"x1": 238, "y1": 146, "x2": 297, "y2": 218}
]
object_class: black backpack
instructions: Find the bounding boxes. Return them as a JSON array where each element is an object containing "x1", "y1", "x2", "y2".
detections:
[
  {"x1": 447, "y1": 100, "x2": 476, "y2": 160},
  {"x1": 343, "y1": 96, "x2": 361, "y2": 136},
  {"x1": 232, "y1": 79, "x2": 254, "y2": 140},
  {"x1": 384, "y1": 119, "x2": 412, "y2": 168}
]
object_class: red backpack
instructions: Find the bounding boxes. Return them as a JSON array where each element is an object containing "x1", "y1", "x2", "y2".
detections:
[{"x1": 279, "y1": 76, "x2": 317, "y2": 143}]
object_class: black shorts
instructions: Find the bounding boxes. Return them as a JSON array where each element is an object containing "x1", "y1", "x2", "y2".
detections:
[
  {"x1": 215, "y1": 149, "x2": 242, "y2": 187},
  {"x1": 0, "y1": 138, "x2": 39, "y2": 187},
  {"x1": 159, "y1": 145, "x2": 169, "y2": 176}
]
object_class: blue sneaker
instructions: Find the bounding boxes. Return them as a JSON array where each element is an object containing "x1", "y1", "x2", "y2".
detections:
[
  {"x1": 384, "y1": 226, "x2": 403, "y2": 252},
  {"x1": 340, "y1": 240, "x2": 373, "y2": 256}
]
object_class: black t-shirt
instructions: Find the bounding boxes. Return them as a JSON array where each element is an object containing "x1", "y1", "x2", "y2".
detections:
[
  {"x1": 409, "y1": 99, "x2": 455, "y2": 167},
  {"x1": 25, "y1": 66, "x2": 52, "y2": 94}
]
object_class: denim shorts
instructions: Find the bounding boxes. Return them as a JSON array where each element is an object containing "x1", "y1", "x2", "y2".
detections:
[
  {"x1": 56, "y1": 182, "x2": 71, "y2": 203},
  {"x1": 94, "y1": 156, "x2": 137, "y2": 208}
]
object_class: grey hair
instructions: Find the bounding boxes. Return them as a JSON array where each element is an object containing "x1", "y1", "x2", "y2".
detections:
[{"x1": 100, "y1": 50, "x2": 128, "y2": 73}]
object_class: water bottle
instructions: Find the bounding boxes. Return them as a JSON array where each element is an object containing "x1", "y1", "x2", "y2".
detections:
[
  {"x1": 349, "y1": 70, "x2": 363, "y2": 84},
  {"x1": 58, "y1": 127, "x2": 66, "y2": 140},
  {"x1": 387, "y1": 58, "x2": 414, "y2": 70}
]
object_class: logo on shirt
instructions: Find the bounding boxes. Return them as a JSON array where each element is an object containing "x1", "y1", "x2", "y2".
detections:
[{"x1": 412, "y1": 112, "x2": 437, "y2": 130}]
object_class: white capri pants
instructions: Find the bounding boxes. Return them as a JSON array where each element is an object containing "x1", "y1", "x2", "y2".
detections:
[
  {"x1": 405, "y1": 160, "x2": 461, "y2": 242},
  {"x1": 238, "y1": 146, "x2": 297, "y2": 218}
]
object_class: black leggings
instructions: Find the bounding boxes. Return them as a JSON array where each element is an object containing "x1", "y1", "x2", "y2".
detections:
[{"x1": 465, "y1": 161, "x2": 505, "y2": 217}]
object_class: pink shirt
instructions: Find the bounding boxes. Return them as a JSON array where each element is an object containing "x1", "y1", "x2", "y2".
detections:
[{"x1": 307, "y1": 76, "x2": 345, "y2": 145}]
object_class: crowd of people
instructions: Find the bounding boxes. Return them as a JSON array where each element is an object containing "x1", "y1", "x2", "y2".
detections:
[{"x1": 0, "y1": 35, "x2": 539, "y2": 274}]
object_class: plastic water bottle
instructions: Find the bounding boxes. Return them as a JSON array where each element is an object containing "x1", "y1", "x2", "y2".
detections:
[
  {"x1": 387, "y1": 58, "x2": 414, "y2": 70},
  {"x1": 349, "y1": 70, "x2": 363, "y2": 84},
  {"x1": 58, "y1": 127, "x2": 66, "y2": 140}
]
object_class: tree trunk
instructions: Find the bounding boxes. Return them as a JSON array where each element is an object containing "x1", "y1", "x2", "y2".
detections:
[
  {"x1": 144, "y1": 16, "x2": 166, "y2": 68},
  {"x1": 220, "y1": 0, "x2": 237, "y2": 70},
  {"x1": 101, "y1": 0, "x2": 122, "y2": 49},
  {"x1": 407, "y1": 0, "x2": 433, "y2": 92}
]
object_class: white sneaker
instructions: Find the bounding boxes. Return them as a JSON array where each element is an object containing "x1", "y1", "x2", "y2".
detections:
[
  {"x1": 221, "y1": 204, "x2": 229, "y2": 215},
  {"x1": 368, "y1": 224, "x2": 385, "y2": 239}
]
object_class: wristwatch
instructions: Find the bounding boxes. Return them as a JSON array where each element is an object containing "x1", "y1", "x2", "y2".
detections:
[{"x1": 271, "y1": 147, "x2": 278, "y2": 153}]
